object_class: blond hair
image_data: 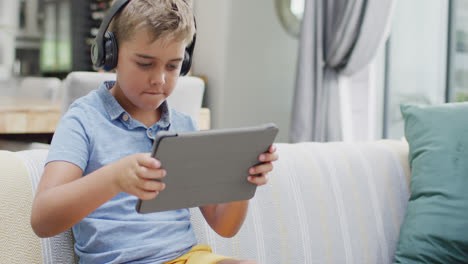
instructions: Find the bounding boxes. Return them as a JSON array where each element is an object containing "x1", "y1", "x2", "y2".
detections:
[{"x1": 109, "y1": 0, "x2": 195, "y2": 46}]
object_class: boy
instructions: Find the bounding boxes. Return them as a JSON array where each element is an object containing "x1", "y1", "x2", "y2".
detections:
[{"x1": 30, "y1": 0, "x2": 278, "y2": 263}]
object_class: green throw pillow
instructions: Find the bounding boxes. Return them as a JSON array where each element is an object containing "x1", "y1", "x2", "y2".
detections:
[{"x1": 394, "y1": 103, "x2": 468, "y2": 263}]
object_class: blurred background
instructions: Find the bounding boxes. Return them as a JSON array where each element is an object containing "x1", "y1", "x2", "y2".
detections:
[{"x1": 0, "y1": 0, "x2": 467, "y2": 143}]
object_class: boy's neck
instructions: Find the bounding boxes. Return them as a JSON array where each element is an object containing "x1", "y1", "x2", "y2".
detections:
[{"x1": 130, "y1": 108, "x2": 162, "y2": 128}]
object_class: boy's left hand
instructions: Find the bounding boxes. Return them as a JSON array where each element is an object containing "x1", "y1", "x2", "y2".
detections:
[{"x1": 247, "y1": 145, "x2": 278, "y2": 186}]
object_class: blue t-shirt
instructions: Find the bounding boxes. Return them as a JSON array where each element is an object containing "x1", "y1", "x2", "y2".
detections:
[{"x1": 46, "y1": 81, "x2": 198, "y2": 264}]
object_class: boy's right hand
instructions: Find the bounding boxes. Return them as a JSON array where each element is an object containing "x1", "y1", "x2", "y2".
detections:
[{"x1": 112, "y1": 153, "x2": 166, "y2": 200}]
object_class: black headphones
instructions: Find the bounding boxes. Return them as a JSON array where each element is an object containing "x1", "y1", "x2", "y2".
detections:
[{"x1": 91, "y1": 0, "x2": 196, "y2": 75}]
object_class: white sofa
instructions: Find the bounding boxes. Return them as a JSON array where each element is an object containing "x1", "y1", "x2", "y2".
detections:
[{"x1": 0, "y1": 140, "x2": 410, "y2": 263}]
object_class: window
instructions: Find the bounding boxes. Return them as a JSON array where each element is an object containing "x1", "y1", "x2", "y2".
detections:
[
  {"x1": 447, "y1": 0, "x2": 468, "y2": 102},
  {"x1": 384, "y1": 0, "x2": 449, "y2": 139},
  {"x1": 290, "y1": 0, "x2": 305, "y2": 20}
]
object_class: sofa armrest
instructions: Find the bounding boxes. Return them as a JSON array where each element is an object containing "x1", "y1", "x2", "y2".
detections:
[
  {"x1": 0, "y1": 150, "x2": 77, "y2": 264},
  {"x1": 0, "y1": 150, "x2": 42, "y2": 263}
]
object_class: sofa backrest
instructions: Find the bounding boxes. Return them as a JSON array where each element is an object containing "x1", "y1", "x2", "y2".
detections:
[
  {"x1": 59, "y1": 71, "x2": 205, "y2": 122},
  {"x1": 17, "y1": 77, "x2": 62, "y2": 100},
  {"x1": 190, "y1": 140, "x2": 410, "y2": 263},
  {"x1": 0, "y1": 140, "x2": 410, "y2": 263}
]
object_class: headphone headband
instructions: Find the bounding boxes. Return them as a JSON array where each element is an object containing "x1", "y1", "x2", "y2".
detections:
[
  {"x1": 91, "y1": 0, "x2": 196, "y2": 75},
  {"x1": 91, "y1": 0, "x2": 131, "y2": 67}
]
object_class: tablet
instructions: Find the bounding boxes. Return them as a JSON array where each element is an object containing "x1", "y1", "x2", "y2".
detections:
[{"x1": 136, "y1": 123, "x2": 279, "y2": 214}]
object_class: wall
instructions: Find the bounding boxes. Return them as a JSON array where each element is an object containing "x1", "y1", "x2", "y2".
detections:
[{"x1": 193, "y1": 0, "x2": 299, "y2": 142}]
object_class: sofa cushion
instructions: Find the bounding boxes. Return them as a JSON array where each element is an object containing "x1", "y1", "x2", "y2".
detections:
[{"x1": 395, "y1": 103, "x2": 468, "y2": 263}]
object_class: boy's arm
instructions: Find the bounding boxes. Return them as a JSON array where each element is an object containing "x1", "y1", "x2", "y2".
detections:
[
  {"x1": 199, "y1": 145, "x2": 278, "y2": 238},
  {"x1": 31, "y1": 153, "x2": 166, "y2": 238},
  {"x1": 31, "y1": 161, "x2": 120, "y2": 238}
]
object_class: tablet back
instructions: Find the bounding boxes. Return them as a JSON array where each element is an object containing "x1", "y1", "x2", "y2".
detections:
[{"x1": 136, "y1": 123, "x2": 278, "y2": 213}]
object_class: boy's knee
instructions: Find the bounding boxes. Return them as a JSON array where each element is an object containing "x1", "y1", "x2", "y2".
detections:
[
  {"x1": 239, "y1": 261, "x2": 260, "y2": 264},
  {"x1": 217, "y1": 260, "x2": 260, "y2": 264}
]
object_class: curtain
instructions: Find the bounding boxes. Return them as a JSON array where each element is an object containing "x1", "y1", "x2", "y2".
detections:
[{"x1": 290, "y1": 0, "x2": 396, "y2": 142}]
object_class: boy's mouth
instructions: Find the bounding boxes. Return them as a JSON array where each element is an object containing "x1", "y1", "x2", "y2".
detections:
[{"x1": 144, "y1": 91, "x2": 164, "y2": 95}]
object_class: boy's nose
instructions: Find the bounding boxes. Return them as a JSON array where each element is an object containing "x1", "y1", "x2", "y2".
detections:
[{"x1": 151, "y1": 72, "x2": 165, "y2": 86}]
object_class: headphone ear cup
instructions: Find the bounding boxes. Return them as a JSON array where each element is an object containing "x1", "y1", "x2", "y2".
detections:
[
  {"x1": 103, "y1": 32, "x2": 119, "y2": 71},
  {"x1": 91, "y1": 40, "x2": 102, "y2": 68},
  {"x1": 181, "y1": 32, "x2": 196, "y2": 76},
  {"x1": 180, "y1": 50, "x2": 191, "y2": 76}
]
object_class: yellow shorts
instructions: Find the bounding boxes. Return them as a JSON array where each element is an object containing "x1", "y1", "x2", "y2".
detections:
[{"x1": 164, "y1": 244, "x2": 232, "y2": 264}]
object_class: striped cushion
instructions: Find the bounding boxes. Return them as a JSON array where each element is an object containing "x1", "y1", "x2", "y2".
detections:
[{"x1": 191, "y1": 140, "x2": 410, "y2": 263}]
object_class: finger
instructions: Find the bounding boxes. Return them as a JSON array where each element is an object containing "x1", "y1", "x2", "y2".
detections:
[
  {"x1": 137, "y1": 153, "x2": 161, "y2": 169},
  {"x1": 248, "y1": 173, "x2": 269, "y2": 186},
  {"x1": 138, "y1": 166, "x2": 166, "y2": 180},
  {"x1": 258, "y1": 152, "x2": 279, "y2": 162},
  {"x1": 139, "y1": 178, "x2": 166, "y2": 192},
  {"x1": 249, "y1": 162, "x2": 273, "y2": 175},
  {"x1": 138, "y1": 190, "x2": 159, "y2": 201},
  {"x1": 269, "y1": 144, "x2": 277, "y2": 153}
]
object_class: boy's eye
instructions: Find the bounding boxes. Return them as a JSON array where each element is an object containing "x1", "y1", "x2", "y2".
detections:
[
  {"x1": 137, "y1": 62, "x2": 152, "y2": 68},
  {"x1": 167, "y1": 64, "x2": 178, "y2": 70}
]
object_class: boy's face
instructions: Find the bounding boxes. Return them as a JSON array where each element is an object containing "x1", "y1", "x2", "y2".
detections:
[{"x1": 113, "y1": 29, "x2": 186, "y2": 113}]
